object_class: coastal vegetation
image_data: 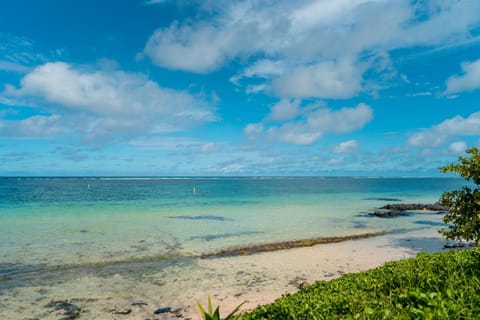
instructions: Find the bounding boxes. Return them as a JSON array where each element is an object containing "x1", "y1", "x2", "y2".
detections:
[
  {"x1": 236, "y1": 149, "x2": 480, "y2": 319},
  {"x1": 238, "y1": 247, "x2": 480, "y2": 319},
  {"x1": 197, "y1": 296, "x2": 246, "y2": 320},
  {"x1": 439, "y1": 147, "x2": 480, "y2": 244}
]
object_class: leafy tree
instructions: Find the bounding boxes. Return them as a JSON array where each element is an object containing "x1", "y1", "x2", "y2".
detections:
[{"x1": 439, "y1": 147, "x2": 480, "y2": 244}]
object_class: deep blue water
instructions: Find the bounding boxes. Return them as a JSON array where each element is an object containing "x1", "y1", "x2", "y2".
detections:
[{"x1": 0, "y1": 176, "x2": 466, "y2": 207}]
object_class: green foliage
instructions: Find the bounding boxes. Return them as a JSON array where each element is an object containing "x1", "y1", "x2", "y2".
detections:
[
  {"x1": 197, "y1": 295, "x2": 246, "y2": 320},
  {"x1": 439, "y1": 147, "x2": 480, "y2": 243},
  {"x1": 238, "y1": 247, "x2": 480, "y2": 319},
  {"x1": 440, "y1": 147, "x2": 480, "y2": 185}
]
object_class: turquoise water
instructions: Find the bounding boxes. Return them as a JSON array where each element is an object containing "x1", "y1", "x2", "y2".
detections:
[{"x1": 0, "y1": 177, "x2": 466, "y2": 271}]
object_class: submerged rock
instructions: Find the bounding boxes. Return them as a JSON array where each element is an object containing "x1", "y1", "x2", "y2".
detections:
[
  {"x1": 200, "y1": 231, "x2": 386, "y2": 258},
  {"x1": 368, "y1": 210, "x2": 409, "y2": 218},
  {"x1": 154, "y1": 307, "x2": 172, "y2": 314},
  {"x1": 112, "y1": 307, "x2": 132, "y2": 315},
  {"x1": 154, "y1": 306, "x2": 183, "y2": 317},
  {"x1": 380, "y1": 203, "x2": 448, "y2": 212},
  {"x1": 44, "y1": 300, "x2": 81, "y2": 319}
]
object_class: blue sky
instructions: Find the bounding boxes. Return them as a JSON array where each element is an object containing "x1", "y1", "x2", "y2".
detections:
[{"x1": 1, "y1": 0, "x2": 480, "y2": 176}]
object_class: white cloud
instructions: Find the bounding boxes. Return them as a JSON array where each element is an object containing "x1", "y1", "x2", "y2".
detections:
[
  {"x1": 201, "y1": 142, "x2": 220, "y2": 153},
  {"x1": 0, "y1": 60, "x2": 29, "y2": 73},
  {"x1": 409, "y1": 91, "x2": 432, "y2": 97},
  {"x1": 0, "y1": 115, "x2": 62, "y2": 137},
  {"x1": 444, "y1": 59, "x2": 480, "y2": 94},
  {"x1": 245, "y1": 84, "x2": 266, "y2": 94},
  {"x1": 244, "y1": 123, "x2": 264, "y2": 140},
  {"x1": 289, "y1": 0, "x2": 375, "y2": 33},
  {"x1": 334, "y1": 140, "x2": 359, "y2": 154},
  {"x1": 408, "y1": 111, "x2": 480, "y2": 148},
  {"x1": 143, "y1": 1, "x2": 480, "y2": 99},
  {"x1": 231, "y1": 59, "x2": 286, "y2": 86},
  {"x1": 327, "y1": 157, "x2": 345, "y2": 165},
  {"x1": 269, "y1": 99, "x2": 300, "y2": 122},
  {"x1": 1, "y1": 62, "x2": 216, "y2": 140},
  {"x1": 247, "y1": 103, "x2": 373, "y2": 145},
  {"x1": 449, "y1": 141, "x2": 467, "y2": 154},
  {"x1": 144, "y1": 24, "x2": 233, "y2": 73},
  {"x1": 271, "y1": 59, "x2": 363, "y2": 99}
]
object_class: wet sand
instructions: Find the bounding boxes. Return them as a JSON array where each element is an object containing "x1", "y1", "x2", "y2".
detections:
[{"x1": 0, "y1": 226, "x2": 446, "y2": 320}]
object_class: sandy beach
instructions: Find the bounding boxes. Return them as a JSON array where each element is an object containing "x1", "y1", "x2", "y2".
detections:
[{"x1": 1, "y1": 225, "x2": 446, "y2": 320}]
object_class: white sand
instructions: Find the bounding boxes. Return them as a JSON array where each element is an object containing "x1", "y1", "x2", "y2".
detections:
[{"x1": 0, "y1": 226, "x2": 447, "y2": 320}]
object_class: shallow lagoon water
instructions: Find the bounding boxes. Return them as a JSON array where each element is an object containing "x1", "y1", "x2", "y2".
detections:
[
  {"x1": 0, "y1": 177, "x2": 468, "y2": 319},
  {"x1": 0, "y1": 177, "x2": 465, "y2": 268}
]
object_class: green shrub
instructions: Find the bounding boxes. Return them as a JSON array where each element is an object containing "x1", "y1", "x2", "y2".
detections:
[
  {"x1": 238, "y1": 248, "x2": 480, "y2": 319},
  {"x1": 439, "y1": 147, "x2": 480, "y2": 244},
  {"x1": 197, "y1": 295, "x2": 246, "y2": 320}
]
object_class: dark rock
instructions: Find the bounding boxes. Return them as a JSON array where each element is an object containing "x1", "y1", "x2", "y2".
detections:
[
  {"x1": 381, "y1": 203, "x2": 448, "y2": 212},
  {"x1": 444, "y1": 243, "x2": 465, "y2": 249},
  {"x1": 131, "y1": 301, "x2": 148, "y2": 306},
  {"x1": 154, "y1": 307, "x2": 172, "y2": 314},
  {"x1": 113, "y1": 307, "x2": 132, "y2": 315},
  {"x1": 189, "y1": 231, "x2": 263, "y2": 242},
  {"x1": 368, "y1": 210, "x2": 409, "y2": 218},
  {"x1": 154, "y1": 307, "x2": 183, "y2": 317},
  {"x1": 44, "y1": 301, "x2": 81, "y2": 320}
]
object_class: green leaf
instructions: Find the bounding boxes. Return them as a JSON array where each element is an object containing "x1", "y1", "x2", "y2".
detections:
[{"x1": 225, "y1": 300, "x2": 247, "y2": 319}]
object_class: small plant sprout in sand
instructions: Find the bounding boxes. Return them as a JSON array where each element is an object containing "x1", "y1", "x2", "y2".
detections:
[{"x1": 196, "y1": 296, "x2": 246, "y2": 320}]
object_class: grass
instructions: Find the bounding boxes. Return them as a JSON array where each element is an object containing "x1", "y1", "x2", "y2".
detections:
[{"x1": 238, "y1": 247, "x2": 480, "y2": 319}]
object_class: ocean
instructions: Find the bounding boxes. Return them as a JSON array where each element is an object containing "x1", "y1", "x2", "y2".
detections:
[
  {"x1": 0, "y1": 177, "x2": 467, "y2": 319},
  {"x1": 0, "y1": 177, "x2": 465, "y2": 266}
]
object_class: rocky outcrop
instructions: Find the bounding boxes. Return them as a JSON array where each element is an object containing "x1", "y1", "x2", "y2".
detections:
[
  {"x1": 200, "y1": 231, "x2": 387, "y2": 258},
  {"x1": 366, "y1": 203, "x2": 449, "y2": 218},
  {"x1": 380, "y1": 203, "x2": 448, "y2": 212},
  {"x1": 368, "y1": 210, "x2": 409, "y2": 218}
]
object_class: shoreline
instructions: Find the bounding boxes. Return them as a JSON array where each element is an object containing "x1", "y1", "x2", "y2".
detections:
[
  {"x1": 1, "y1": 230, "x2": 391, "y2": 281},
  {"x1": 0, "y1": 225, "x2": 447, "y2": 320}
]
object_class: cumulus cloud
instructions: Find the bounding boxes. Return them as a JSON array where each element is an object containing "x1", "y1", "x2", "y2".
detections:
[
  {"x1": 269, "y1": 99, "x2": 300, "y2": 122},
  {"x1": 334, "y1": 140, "x2": 359, "y2": 154},
  {"x1": 444, "y1": 59, "x2": 480, "y2": 95},
  {"x1": 244, "y1": 123, "x2": 264, "y2": 140},
  {"x1": 449, "y1": 141, "x2": 467, "y2": 154},
  {"x1": 246, "y1": 103, "x2": 373, "y2": 145},
  {"x1": 272, "y1": 59, "x2": 363, "y2": 99},
  {"x1": 230, "y1": 59, "x2": 286, "y2": 86},
  {"x1": 0, "y1": 115, "x2": 62, "y2": 137},
  {"x1": 144, "y1": 24, "x2": 233, "y2": 73},
  {"x1": 1, "y1": 62, "x2": 216, "y2": 140},
  {"x1": 144, "y1": 0, "x2": 480, "y2": 99},
  {"x1": 408, "y1": 111, "x2": 480, "y2": 148}
]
